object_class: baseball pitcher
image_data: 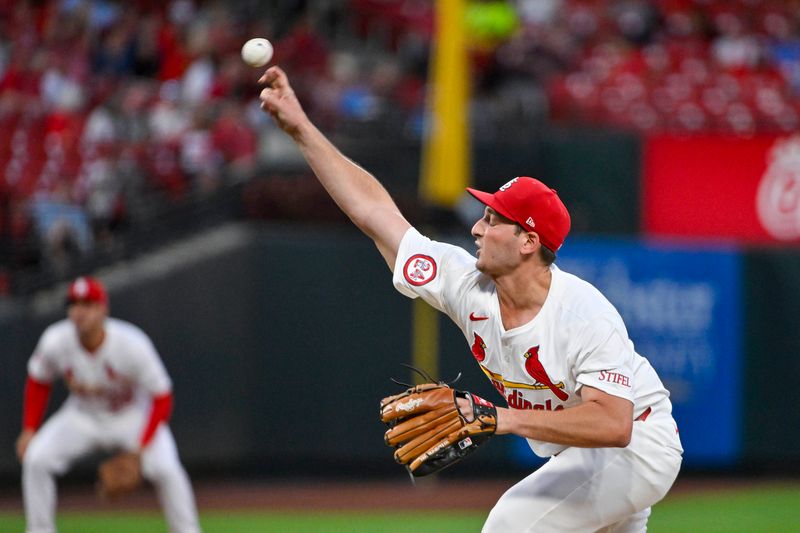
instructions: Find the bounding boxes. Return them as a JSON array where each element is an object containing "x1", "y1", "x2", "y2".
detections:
[{"x1": 258, "y1": 65, "x2": 683, "y2": 532}]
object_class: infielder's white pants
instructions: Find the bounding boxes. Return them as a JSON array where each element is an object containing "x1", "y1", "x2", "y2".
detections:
[
  {"x1": 22, "y1": 402, "x2": 201, "y2": 533},
  {"x1": 483, "y1": 403, "x2": 683, "y2": 533}
]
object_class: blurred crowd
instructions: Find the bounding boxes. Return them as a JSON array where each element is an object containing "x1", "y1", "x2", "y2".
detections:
[
  {"x1": 0, "y1": 0, "x2": 799, "y2": 294},
  {"x1": 0, "y1": 0, "x2": 279, "y2": 287},
  {"x1": 536, "y1": 0, "x2": 800, "y2": 133}
]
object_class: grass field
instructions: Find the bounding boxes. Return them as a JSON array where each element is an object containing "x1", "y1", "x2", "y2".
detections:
[{"x1": 1, "y1": 483, "x2": 797, "y2": 532}]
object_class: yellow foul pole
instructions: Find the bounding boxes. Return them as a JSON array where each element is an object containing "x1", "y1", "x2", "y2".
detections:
[{"x1": 420, "y1": 0, "x2": 471, "y2": 207}]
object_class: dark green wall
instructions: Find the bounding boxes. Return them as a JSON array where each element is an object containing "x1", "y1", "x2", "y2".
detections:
[
  {"x1": 341, "y1": 128, "x2": 641, "y2": 236},
  {"x1": 743, "y1": 250, "x2": 800, "y2": 465}
]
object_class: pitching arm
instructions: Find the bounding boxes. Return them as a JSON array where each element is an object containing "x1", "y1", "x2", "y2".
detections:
[{"x1": 259, "y1": 66, "x2": 411, "y2": 270}]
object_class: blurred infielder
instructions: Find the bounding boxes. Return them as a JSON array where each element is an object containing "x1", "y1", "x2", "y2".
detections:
[
  {"x1": 16, "y1": 276, "x2": 200, "y2": 533},
  {"x1": 259, "y1": 66, "x2": 683, "y2": 531}
]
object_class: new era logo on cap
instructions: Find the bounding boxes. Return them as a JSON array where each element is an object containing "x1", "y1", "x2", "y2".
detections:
[
  {"x1": 67, "y1": 276, "x2": 108, "y2": 305},
  {"x1": 467, "y1": 177, "x2": 571, "y2": 251}
]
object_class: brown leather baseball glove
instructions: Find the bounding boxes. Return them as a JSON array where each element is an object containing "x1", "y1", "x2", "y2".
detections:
[
  {"x1": 97, "y1": 451, "x2": 143, "y2": 498},
  {"x1": 380, "y1": 381, "x2": 497, "y2": 477}
]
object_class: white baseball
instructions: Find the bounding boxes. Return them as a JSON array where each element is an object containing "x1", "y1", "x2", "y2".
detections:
[{"x1": 241, "y1": 38, "x2": 273, "y2": 68}]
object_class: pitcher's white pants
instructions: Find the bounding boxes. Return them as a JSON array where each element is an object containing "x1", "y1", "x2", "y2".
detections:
[
  {"x1": 22, "y1": 401, "x2": 200, "y2": 533},
  {"x1": 483, "y1": 404, "x2": 682, "y2": 533}
]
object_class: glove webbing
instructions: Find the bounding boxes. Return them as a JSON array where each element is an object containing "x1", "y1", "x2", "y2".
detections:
[
  {"x1": 385, "y1": 404, "x2": 459, "y2": 446},
  {"x1": 394, "y1": 415, "x2": 463, "y2": 464}
]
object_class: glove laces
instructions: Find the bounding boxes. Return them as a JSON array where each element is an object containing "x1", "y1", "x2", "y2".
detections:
[{"x1": 390, "y1": 363, "x2": 462, "y2": 389}]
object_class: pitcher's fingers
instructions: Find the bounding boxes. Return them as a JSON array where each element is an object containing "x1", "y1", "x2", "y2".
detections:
[
  {"x1": 259, "y1": 87, "x2": 278, "y2": 109},
  {"x1": 259, "y1": 65, "x2": 288, "y2": 87}
]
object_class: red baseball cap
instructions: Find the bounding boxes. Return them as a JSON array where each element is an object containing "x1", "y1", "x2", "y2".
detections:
[
  {"x1": 467, "y1": 177, "x2": 571, "y2": 251},
  {"x1": 67, "y1": 276, "x2": 108, "y2": 305}
]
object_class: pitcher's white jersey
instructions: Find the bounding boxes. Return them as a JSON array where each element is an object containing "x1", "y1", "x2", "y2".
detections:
[
  {"x1": 28, "y1": 318, "x2": 172, "y2": 414},
  {"x1": 393, "y1": 228, "x2": 675, "y2": 457}
]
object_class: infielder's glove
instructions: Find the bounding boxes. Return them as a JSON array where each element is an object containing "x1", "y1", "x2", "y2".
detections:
[
  {"x1": 97, "y1": 451, "x2": 143, "y2": 498},
  {"x1": 380, "y1": 381, "x2": 497, "y2": 477}
]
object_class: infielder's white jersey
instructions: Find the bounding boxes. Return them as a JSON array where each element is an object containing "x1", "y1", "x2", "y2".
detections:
[
  {"x1": 28, "y1": 318, "x2": 172, "y2": 414},
  {"x1": 393, "y1": 228, "x2": 679, "y2": 457}
]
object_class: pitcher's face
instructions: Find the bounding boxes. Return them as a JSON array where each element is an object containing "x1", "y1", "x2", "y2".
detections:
[{"x1": 471, "y1": 208, "x2": 527, "y2": 277}]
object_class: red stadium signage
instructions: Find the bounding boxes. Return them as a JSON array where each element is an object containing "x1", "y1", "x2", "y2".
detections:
[{"x1": 643, "y1": 134, "x2": 800, "y2": 244}]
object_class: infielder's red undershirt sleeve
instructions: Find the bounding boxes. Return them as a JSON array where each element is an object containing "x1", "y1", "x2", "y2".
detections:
[
  {"x1": 22, "y1": 376, "x2": 52, "y2": 431},
  {"x1": 140, "y1": 392, "x2": 173, "y2": 448}
]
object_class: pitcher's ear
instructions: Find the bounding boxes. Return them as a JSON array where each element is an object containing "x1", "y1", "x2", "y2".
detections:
[{"x1": 520, "y1": 231, "x2": 540, "y2": 256}]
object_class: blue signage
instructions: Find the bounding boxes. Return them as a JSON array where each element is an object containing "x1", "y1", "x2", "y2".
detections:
[{"x1": 512, "y1": 238, "x2": 742, "y2": 467}]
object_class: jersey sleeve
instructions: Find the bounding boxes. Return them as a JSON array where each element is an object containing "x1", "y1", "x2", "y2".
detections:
[
  {"x1": 22, "y1": 376, "x2": 53, "y2": 431},
  {"x1": 27, "y1": 326, "x2": 62, "y2": 383},
  {"x1": 392, "y1": 227, "x2": 478, "y2": 319},
  {"x1": 124, "y1": 328, "x2": 172, "y2": 396},
  {"x1": 572, "y1": 317, "x2": 636, "y2": 403},
  {"x1": 139, "y1": 391, "x2": 173, "y2": 448}
]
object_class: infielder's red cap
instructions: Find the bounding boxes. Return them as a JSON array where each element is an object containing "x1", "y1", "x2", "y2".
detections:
[
  {"x1": 67, "y1": 276, "x2": 108, "y2": 305},
  {"x1": 467, "y1": 177, "x2": 571, "y2": 251}
]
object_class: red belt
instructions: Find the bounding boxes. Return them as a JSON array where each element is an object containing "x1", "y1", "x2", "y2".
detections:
[{"x1": 635, "y1": 406, "x2": 652, "y2": 422}]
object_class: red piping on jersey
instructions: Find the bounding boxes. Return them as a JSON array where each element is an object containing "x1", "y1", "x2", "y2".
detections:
[
  {"x1": 140, "y1": 392, "x2": 173, "y2": 448},
  {"x1": 635, "y1": 406, "x2": 652, "y2": 422},
  {"x1": 22, "y1": 376, "x2": 53, "y2": 431}
]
